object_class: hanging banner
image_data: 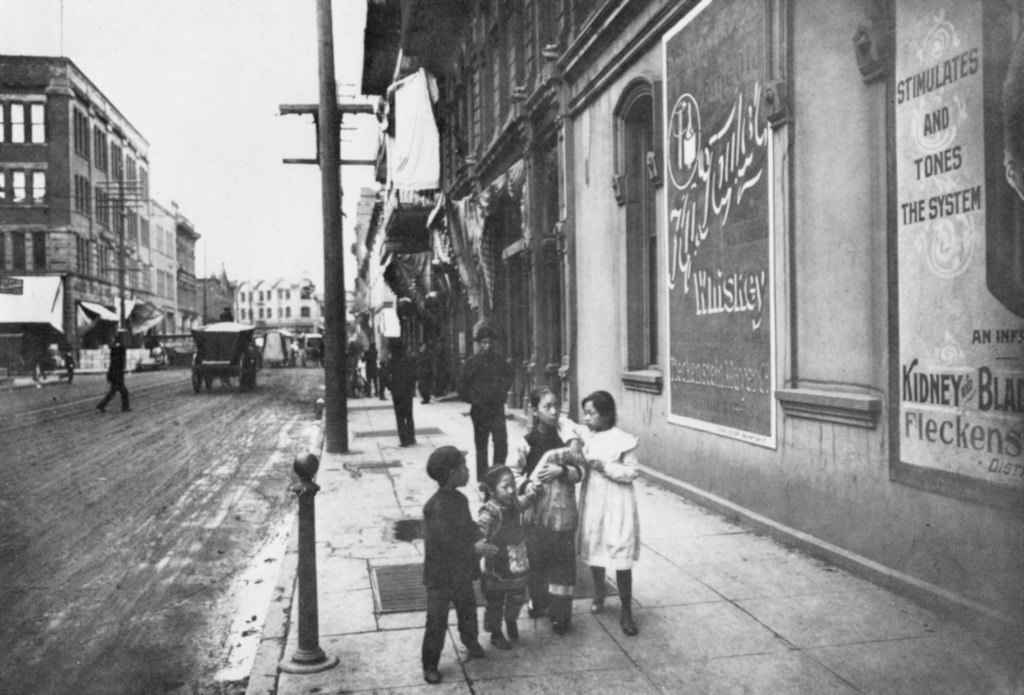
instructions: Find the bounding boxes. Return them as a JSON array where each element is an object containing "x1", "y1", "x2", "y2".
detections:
[
  {"x1": 895, "y1": 1, "x2": 1024, "y2": 496},
  {"x1": 663, "y1": 0, "x2": 776, "y2": 447}
]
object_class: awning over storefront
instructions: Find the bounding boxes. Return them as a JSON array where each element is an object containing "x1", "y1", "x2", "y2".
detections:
[
  {"x1": 129, "y1": 302, "x2": 163, "y2": 334},
  {"x1": 0, "y1": 275, "x2": 64, "y2": 332},
  {"x1": 78, "y1": 300, "x2": 118, "y2": 322}
]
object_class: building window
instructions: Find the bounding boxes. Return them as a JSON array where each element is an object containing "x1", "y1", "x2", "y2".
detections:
[
  {"x1": 31, "y1": 171, "x2": 46, "y2": 203},
  {"x1": 95, "y1": 186, "x2": 108, "y2": 226},
  {"x1": 75, "y1": 176, "x2": 91, "y2": 214},
  {"x1": 111, "y1": 142, "x2": 123, "y2": 180},
  {"x1": 0, "y1": 233, "x2": 5, "y2": 268},
  {"x1": 285, "y1": 306, "x2": 291, "y2": 318},
  {"x1": 73, "y1": 107, "x2": 89, "y2": 157},
  {"x1": 12, "y1": 171, "x2": 26, "y2": 203},
  {"x1": 615, "y1": 81, "x2": 659, "y2": 371},
  {"x1": 139, "y1": 168, "x2": 148, "y2": 198},
  {"x1": 11, "y1": 232, "x2": 26, "y2": 270},
  {"x1": 140, "y1": 218, "x2": 150, "y2": 248},
  {"x1": 93, "y1": 127, "x2": 108, "y2": 171},
  {"x1": 32, "y1": 232, "x2": 46, "y2": 269},
  {"x1": 300, "y1": 307, "x2": 310, "y2": 318},
  {"x1": 76, "y1": 237, "x2": 87, "y2": 275},
  {"x1": 11, "y1": 103, "x2": 25, "y2": 144},
  {"x1": 0, "y1": 171, "x2": 5, "y2": 201},
  {"x1": 0, "y1": 104, "x2": 5, "y2": 143},
  {"x1": 30, "y1": 104, "x2": 45, "y2": 143}
]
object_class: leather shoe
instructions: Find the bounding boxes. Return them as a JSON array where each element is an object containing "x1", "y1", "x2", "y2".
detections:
[
  {"x1": 464, "y1": 641, "x2": 485, "y2": 658},
  {"x1": 423, "y1": 668, "x2": 442, "y2": 684},
  {"x1": 620, "y1": 612, "x2": 638, "y2": 636},
  {"x1": 490, "y1": 632, "x2": 512, "y2": 650}
]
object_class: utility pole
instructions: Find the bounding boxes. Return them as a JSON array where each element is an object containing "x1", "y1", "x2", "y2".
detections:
[
  {"x1": 100, "y1": 172, "x2": 145, "y2": 336},
  {"x1": 118, "y1": 176, "x2": 127, "y2": 333},
  {"x1": 280, "y1": 0, "x2": 375, "y2": 454},
  {"x1": 317, "y1": 0, "x2": 345, "y2": 453}
]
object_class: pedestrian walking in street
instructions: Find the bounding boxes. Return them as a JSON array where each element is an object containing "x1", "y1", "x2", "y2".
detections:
[
  {"x1": 417, "y1": 342, "x2": 434, "y2": 404},
  {"x1": 459, "y1": 322, "x2": 513, "y2": 481},
  {"x1": 388, "y1": 340, "x2": 417, "y2": 446},
  {"x1": 364, "y1": 342, "x2": 379, "y2": 397},
  {"x1": 96, "y1": 333, "x2": 131, "y2": 412},
  {"x1": 511, "y1": 386, "x2": 585, "y2": 634},
  {"x1": 421, "y1": 446, "x2": 493, "y2": 685},
  {"x1": 62, "y1": 346, "x2": 76, "y2": 384},
  {"x1": 578, "y1": 390, "x2": 640, "y2": 636},
  {"x1": 476, "y1": 464, "x2": 541, "y2": 650}
]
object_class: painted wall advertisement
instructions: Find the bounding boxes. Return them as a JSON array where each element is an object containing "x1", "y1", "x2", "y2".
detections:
[
  {"x1": 663, "y1": 0, "x2": 775, "y2": 447},
  {"x1": 896, "y1": 0, "x2": 1024, "y2": 495}
]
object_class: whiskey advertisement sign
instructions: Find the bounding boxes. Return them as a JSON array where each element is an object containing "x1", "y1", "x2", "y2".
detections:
[{"x1": 662, "y1": 0, "x2": 776, "y2": 447}]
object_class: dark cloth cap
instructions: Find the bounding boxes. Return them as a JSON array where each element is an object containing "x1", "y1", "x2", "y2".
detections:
[
  {"x1": 474, "y1": 323, "x2": 497, "y2": 341},
  {"x1": 426, "y1": 445, "x2": 466, "y2": 483}
]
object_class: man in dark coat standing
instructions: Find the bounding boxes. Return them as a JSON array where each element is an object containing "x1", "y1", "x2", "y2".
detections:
[
  {"x1": 97, "y1": 333, "x2": 130, "y2": 412},
  {"x1": 417, "y1": 342, "x2": 434, "y2": 404},
  {"x1": 388, "y1": 340, "x2": 417, "y2": 446},
  {"x1": 459, "y1": 323, "x2": 513, "y2": 480},
  {"x1": 364, "y1": 342, "x2": 379, "y2": 397}
]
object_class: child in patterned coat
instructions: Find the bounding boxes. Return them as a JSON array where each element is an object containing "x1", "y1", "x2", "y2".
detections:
[{"x1": 477, "y1": 464, "x2": 541, "y2": 649}]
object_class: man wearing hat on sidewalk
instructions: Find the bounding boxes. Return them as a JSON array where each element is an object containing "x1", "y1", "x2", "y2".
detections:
[{"x1": 459, "y1": 322, "x2": 513, "y2": 481}]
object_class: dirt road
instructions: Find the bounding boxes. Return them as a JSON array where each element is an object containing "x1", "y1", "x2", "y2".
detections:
[{"x1": 0, "y1": 368, "x2": 323, "y2": 695}]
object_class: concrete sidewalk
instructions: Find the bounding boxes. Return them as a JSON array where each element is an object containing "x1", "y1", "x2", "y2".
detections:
[{"x1": 246, "y1": 396, "x2": 1021, "y2": 694}]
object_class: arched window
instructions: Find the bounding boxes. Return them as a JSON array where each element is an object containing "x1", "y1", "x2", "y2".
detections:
[{"x1": 614, "y1": 79, "x2": 660, "y2": 372}]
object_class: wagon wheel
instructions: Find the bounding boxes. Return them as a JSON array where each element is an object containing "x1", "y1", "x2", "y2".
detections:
[{"x1": 192, "y1": 371, "x2": 202, "y2": 394}]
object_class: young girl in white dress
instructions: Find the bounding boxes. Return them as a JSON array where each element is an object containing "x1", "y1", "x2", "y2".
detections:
[{"x1": 577, "y1": 390, "x2": 640, "y2": 636}]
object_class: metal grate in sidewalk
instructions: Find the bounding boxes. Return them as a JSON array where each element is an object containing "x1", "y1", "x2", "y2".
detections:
[
  {"x1": 348, "y1": 403, "x2": 394, "y2": 411},
  {"x1": 353, "y1": 427, "x2": 444, "y2": 438},
  {"x1": 369, "y1": 558, "x2": 615, "y2": 614}
]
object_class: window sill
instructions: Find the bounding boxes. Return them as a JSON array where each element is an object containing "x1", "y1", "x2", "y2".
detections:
[
  {"x1": 621, "y1": 368, "x2": 663, "y2": 394},
  {"x1": 775, "y1": 388, "x2": 882, "y2": 429}
]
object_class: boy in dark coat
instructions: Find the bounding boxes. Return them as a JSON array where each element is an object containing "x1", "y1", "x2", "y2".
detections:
[
  {"x1": 421, "y1": 446, "x2": 495, "y2": 684},
  {"x1": 459, "y1": 323, "x2": 513, "y2": 480}
]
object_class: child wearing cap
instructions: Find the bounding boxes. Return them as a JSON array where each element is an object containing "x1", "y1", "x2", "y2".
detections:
[
  {"x1": 476, "y1": 464, "x2": 541, "y2": 649},
  {"x1": 421, "y1": 446, "x2": 495, "y2": 685}
]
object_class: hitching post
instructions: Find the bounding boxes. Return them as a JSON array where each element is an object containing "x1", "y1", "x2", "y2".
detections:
[{"x1": 278, "y1": 453, "x2": 338, "y2": 673}]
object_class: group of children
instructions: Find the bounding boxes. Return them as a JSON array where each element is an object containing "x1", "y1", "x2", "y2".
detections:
[{"x1": 420, "y1": 388, "x2": 640, "y2": 685}]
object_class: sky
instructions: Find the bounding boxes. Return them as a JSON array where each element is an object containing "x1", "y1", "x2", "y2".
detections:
[{"x1": 1, "y1": 0, "x2": 383, "y2": 291}]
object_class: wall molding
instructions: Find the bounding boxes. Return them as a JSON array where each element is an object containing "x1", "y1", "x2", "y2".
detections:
[{"x1": 775, "y1": 387, "x2": 882, "y2": 429}]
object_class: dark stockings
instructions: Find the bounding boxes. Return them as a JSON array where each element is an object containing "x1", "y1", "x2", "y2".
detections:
[{"x1": 589, "y1": 566, "x2": 637, "y2": 636}]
